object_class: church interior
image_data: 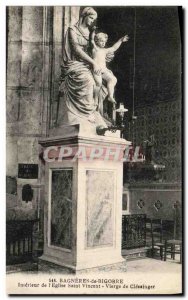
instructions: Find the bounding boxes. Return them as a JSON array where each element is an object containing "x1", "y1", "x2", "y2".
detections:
[{"x1": 6, "y1": 6, "x2": 182, "y2": 274}]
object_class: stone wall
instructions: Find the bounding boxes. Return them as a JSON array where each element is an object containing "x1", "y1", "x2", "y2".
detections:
[
  {"x1": 124, "y1": 183, "x2": 181, "y2": 221},
  {"x1": 6, "y1": 6, "x2": 80, "y2": 219},
  {"x1": 127, "y1": 99, "x2": 181, "y2": 183},
  {"x1": 123, "y1": 99, "x2": 182, "y2": 222},
  {"x1": 6, "y1": 7, "x2": 182, "y2": 254}
]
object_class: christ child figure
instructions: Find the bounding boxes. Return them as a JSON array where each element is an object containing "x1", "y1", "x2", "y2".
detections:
[{"x1": 91, "y1": 28, "x2": 129, "y2": 106}]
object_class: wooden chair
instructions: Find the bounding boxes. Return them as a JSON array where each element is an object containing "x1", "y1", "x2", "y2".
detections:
[
  {"x1": 145, "y1": 218, "x2": 165, "y2": 260},
  {"x1": 164, "y1": 239, "x2": 182, "y2": 263},
  {"x1": 163, "y1": 204, "x2": 182, "y2": 263},
  {"x1": 150, "y1": 218, "x2": 165, "y2": 260},
  {"x1": 145, "y1": 217, "x2": 152, "y2": 247}
]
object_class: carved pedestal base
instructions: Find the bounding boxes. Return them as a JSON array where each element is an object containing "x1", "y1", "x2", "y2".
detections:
[{"x1": 39, "y1": 124, "x2": 130, "y2": 272}]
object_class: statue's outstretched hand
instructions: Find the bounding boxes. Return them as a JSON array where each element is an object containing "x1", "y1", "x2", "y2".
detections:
[
  {"x1": 122, "y1": 35, "x2": 129, "y2": 42},
  {"x1": 108, "y1": 97, "x2": 117, "y2": 105},
  {"x1": 106, "y1": 52, "x2": 114, "y2": 62}
]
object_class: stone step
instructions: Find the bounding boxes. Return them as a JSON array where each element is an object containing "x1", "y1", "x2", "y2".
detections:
[
  {"x1": 6, "y1": 261, "x2": 38, "y2": 274},
  {"x1": 122, "y1": 247, "x2": 149, "y2": 261}
]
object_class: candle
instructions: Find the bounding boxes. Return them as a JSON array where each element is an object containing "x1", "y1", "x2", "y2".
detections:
[{"x1": 113, "y1": 106, "x2": 116, "y2": 124}]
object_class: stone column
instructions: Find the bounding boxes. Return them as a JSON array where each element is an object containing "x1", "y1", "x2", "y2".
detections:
[
  {"x1": 6, "y1": 6, "x2": 22, "y2": 126},
  {"x1": 7, "y1": 7, "x2": 51, "y2": 235},
  {"x1": 49, "y1": 6, "x2": 64, "y2": 128},
  {"x1": 50, "y1": 7, "x2": 80, "y2": 128},
  {"x1": 63, "y1": 6, "x2": 80, "y2": 32},
  {"x1": 39, "y1": 125, "x2": 130, "y2": 272},
  {"x1": 13, "y1": 7, "x2": 43, "y2": 209},
  {"x1": 19, "y1": 7, "x2": 43, "y2": 135},
  {"x1": 6, "y1": 7, "x2": 23, "y2": 177}
]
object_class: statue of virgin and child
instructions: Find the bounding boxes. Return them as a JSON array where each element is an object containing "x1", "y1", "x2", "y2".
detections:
[{"x1": 58, "y1": 7, "x2": 129, "y2": 129}]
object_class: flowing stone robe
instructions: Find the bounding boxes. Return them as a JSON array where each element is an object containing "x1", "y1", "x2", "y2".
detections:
[{"x1": 58, "y1": 23, "x2": 107, "y2": 127}]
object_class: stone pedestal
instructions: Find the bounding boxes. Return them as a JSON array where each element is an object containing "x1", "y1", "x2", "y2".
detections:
[{"x1": 39, "y1": 124, "x2": 130, "y2": 272}]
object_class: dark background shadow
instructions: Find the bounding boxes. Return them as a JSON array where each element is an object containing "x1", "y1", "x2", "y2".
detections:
[{"x1": 94, "y1": 6, "x2": 181, "y2": 114}]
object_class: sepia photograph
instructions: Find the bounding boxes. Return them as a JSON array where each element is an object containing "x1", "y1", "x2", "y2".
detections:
[{"x1": 6, "y1": 5, "x2": 183, "y2": 295}]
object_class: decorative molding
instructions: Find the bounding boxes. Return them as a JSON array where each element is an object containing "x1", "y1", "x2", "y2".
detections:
[
  {"x1": 154, "y1": 199, "x2": 163, "y2": 211},
  {"x1": 137, "y1": 199, "x2": 145, "y2": 209}
]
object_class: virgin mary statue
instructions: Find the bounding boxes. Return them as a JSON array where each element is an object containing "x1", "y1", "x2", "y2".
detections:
[{"x1": 58, "y1": 7, "x2": 108, "y2": 128}]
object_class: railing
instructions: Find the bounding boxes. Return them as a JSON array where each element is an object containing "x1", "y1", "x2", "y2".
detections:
[
  {"x1": 6, "y1": 220, "x2": 37, "y2": 265},
  {"x1": 122, "y1": 214, "x2": 146, "y2": 249},
  {"x1": 122, "y1": 214, "x2": 181, "y2": 250}
]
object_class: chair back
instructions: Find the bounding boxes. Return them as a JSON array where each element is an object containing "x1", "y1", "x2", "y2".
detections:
[
  {"x1": 145, "y1": 217, "x2": 152, "y2": 247},
  {"x1": 150, "y1": 218, "x2": 163, "y2": 246},
  {"x1": 173, "y1": 203, "x2": 182, "y2": 240},
  {"x1": 162, "y1": 219, "x2": 174, "y2": 241}
]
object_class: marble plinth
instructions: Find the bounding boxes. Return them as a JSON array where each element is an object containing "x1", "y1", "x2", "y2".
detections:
[{"x1": 39, "y1": 124, "x2": 130, "y2": 272}]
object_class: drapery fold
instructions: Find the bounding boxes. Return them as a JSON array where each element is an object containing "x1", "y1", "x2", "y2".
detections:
[
  {"x1": 59, "y1": 25, "x2": 96, "y2": 118},
  {"x1": 58, "y1": 24, "x2": 107, "y2": 127}
]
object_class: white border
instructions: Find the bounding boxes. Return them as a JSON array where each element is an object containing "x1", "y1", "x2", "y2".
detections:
[{"x1": 1, "y1": 2, "x2": 186, "y2": 299}]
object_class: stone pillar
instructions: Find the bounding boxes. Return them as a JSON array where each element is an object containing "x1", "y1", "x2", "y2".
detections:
[
  {"x1": 19, "y1": 7, "x2": 43, "y2": 135},
  {"x1": 6, "y1": 7, "x2": 23, "y2": 177},
  {"x1": 6, "y1": 7, "x2": 50, "y2": 236},
  {"x1": 39, "y1": 125, "x2": 130, "y2": 272},
  {"x1": 64, "y1": 7, "x2": 80, "y2": 31},
  {"x1": 40, "y1": 6, "x2": 53, "y2": 136},
  {"x1": 49, "y1": 6, "x2": 64, "y2": 128},
  {"x1": 50, "y1": 7, "x2": 80, "y2": 128},
  {"x1": 6, "y1": 6, "x2": 22, "y2": 126}
]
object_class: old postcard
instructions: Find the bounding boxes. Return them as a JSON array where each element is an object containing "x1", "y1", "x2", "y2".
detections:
[{"x1": 6, "y1": 6, "x2": 183, "y2": 295}]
